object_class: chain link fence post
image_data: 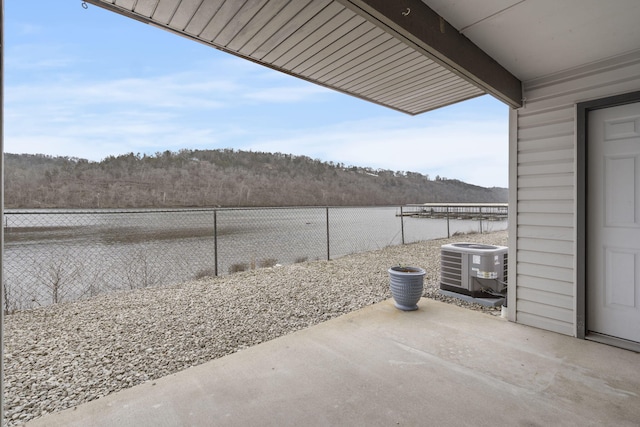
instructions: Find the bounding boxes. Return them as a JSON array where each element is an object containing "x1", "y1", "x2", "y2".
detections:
[
  {"x1": 326, "y1": 207, "x2": 330, "y2": 261},
  {"x1": 214, "y1": 209, "x2": 218, "y2": 276},
  {"x1": 400, "y1": 206, "x2": 405, "y2": 244}
]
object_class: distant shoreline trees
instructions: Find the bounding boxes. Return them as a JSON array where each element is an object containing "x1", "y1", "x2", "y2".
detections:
[{"x1": 5, "y1": 150, "x2": 507, "y2": 209}]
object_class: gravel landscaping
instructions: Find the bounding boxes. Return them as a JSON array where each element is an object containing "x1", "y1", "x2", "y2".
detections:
[{"x1": 4, "y1": 230, "x2": 507, "y2": 425}]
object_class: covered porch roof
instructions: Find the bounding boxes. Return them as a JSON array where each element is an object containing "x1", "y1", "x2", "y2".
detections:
[{"x1": 83, "y1": 0, "x2": 639, "y2": 115}]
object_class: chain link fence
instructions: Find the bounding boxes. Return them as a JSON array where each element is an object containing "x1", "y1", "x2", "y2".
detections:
[{"x1": 3, "y1": 206, "x2": 507, "y2": 312}]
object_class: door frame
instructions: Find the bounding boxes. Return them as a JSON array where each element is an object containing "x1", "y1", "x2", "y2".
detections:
[{"x1": 576, "y1": 90, "x2": 640, "y2": 348}]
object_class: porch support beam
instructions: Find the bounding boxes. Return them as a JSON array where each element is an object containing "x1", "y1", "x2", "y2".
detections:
[{"x1": 340, "y1": 0, "x2": 523, "y2": 108}]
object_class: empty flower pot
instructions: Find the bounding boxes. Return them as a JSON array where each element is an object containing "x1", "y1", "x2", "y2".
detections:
[{"x1": 388, "y1": 266, "x2": 426, "y2": 311}]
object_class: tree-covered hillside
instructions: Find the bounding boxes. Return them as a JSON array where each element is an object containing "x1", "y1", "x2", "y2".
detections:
[{"x1": 5, "y1": 150, "x2": 507, "y2": 208}]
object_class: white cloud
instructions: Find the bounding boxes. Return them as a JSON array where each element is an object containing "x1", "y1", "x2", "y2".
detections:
[
  {"x1": 7, "y1": 75, "x2": 232, "y2": 110},
  {"x1": 4, "y1": 54, "x2": 351, "y2": 164},
  {"x1": 7, "y1": 43, "x2": 78, "y2": 71},
  {"x1": 243, "y1": 115, "x2": 508, "y2": 187},
  {"x1": 244, "y1": 85, "x2": 332, "y2": 103},
  {"x1": 17, "y1": 23, "x2": 42, "y2": 36}
]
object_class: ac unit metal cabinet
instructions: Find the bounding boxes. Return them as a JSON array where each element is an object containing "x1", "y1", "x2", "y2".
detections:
[{"x1": 440, "y1": 243, "x2": 508, "y2": 297}]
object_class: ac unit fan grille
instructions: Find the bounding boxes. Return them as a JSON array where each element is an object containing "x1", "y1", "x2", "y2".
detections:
[
  {"x1": 503, "y1": 253, "x2": 508, "y2": 284},
  {"x1": 440, "y1": 250, "x2": 463, "y2": 288}
]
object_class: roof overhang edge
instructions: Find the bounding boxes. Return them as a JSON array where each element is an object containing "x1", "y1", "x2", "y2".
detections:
[{"x1": 340, "y1": 0, "x2": 523, "y2": 108}]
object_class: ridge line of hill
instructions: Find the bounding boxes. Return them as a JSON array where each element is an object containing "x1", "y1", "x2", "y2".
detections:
[{"x1": 4, "y1": 149, "x2": 507, "y2": 209}]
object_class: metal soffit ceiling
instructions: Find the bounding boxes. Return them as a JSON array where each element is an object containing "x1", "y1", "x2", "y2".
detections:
[
  {"x1": 83, "y1": 0, "x2": 513, "y2": 115},
  {"x1": 82, "y1": 0, "x2": 640, "y2": 114}
]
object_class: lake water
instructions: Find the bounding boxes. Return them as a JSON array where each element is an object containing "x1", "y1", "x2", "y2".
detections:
[{"x1": 3, "y1": 207, "x2": 507, "y2": 311}]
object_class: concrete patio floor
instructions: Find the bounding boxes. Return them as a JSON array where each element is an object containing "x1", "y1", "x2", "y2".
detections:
[{"x1": 26, "y1": 299, "x2": 640, "y2": 426}]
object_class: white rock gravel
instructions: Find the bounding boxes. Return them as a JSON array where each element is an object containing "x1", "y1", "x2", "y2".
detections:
[{"x1": 4, "y1": 231, "x2": 507, "y2": 425}]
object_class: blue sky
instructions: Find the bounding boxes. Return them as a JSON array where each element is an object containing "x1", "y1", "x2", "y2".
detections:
[{"x1": 4, "y1": 1, "x2": 510, "y2": 188}]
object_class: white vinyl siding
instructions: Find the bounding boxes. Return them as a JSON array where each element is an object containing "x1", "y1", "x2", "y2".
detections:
[{"x1": 513, "y1": 51, "x2": 640, "y2": 336}]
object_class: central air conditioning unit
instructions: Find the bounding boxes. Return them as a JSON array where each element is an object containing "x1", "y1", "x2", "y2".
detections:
[{"x1": 440, "y1": 243, "x2": 508, "y2": 298}]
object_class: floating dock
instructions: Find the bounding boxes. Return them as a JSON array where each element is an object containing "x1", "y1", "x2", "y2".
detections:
[{"x1": 399, "y1": 203, "x2": 508, "y2": 221}]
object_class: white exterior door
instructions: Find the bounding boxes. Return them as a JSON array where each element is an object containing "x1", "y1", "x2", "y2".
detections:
[{"x1": 588, "y1": 102, "x2": 640, "y2": 344}]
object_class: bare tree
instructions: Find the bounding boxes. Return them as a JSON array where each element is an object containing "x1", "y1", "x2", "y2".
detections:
[
  {"x1": 34, "y1": 253, "x2": 82, "y2": 304},
  {"x1": 124, "y1": 248, "x2": 161, "y2": 290}
]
